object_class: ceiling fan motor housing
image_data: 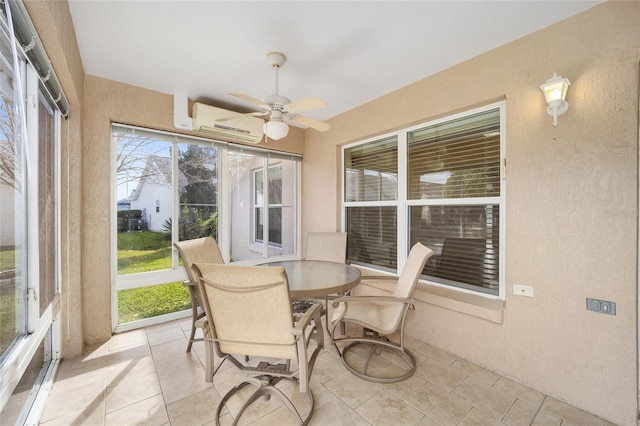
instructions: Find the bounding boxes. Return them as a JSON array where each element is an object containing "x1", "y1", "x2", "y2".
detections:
[
  {"x1": 266, "y1": 51, "x2": 286, "y2": 68},
  {"x1": 263, "y1": 94, "x2": 291, "y2": 110}
]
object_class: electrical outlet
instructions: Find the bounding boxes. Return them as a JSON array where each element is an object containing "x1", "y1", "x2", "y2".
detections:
[
  {"x1": 586, "y1": 298, "x2": 616, "y2": 315},
  {"x1": 513, "y1": 284, "x2": 534, "y2": 297}
]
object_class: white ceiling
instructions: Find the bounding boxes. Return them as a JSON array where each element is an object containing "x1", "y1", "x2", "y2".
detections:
[{"x1": 67, "y1": 1, "x2": 602, "y2": 126}]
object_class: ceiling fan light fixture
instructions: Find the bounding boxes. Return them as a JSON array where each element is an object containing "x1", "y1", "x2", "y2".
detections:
[{"x1": 263, "y1": 120, "x2": 289, "y2": 140}]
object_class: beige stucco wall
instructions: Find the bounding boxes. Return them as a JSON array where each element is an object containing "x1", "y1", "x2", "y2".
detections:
[
  {"x1": 303, "y1": 2, "x2": 639, "y2": 424},
  {"x1": 29, "y1": 0, "x2": 638, "y2": 423}
]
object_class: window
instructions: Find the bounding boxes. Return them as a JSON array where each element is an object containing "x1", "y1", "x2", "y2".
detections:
[
  {"x1": 0, "y1": 2, "x2": 64, "y2": 421},
  {"x1": 344, "y1": 136, "x2": 398, "y2": 271},
  {"x1": 253, "y1": 164, "x2": 283, "y2": 246},
  {"x1": 228, "y1": 149, "x2": 298, "y2": 261},
  {"x1": 112, "y1": 125, "x2": 300, "y2": 328},
  {"x1": 343, "y1": 103, "x2": 504, "y2": 296}
]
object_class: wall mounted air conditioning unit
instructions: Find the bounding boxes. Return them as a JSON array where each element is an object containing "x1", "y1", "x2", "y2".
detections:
[{"x1": 192, "y1": 102, "x2": 264, "y2": 144}]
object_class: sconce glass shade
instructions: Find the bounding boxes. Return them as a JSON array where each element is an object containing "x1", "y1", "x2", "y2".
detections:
[
  {"x1": 540, "y1": 72, "x2": 570, "y2": 127},
  {"x1": 263, "y1": 120, "x2": 289, "y2": 140}
]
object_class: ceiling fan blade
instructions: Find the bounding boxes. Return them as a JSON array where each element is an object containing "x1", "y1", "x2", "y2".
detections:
[
  {"x1": 285, "y1": 97, "x2": 327, "y2": 112},
  {"x1": 229, "y1": 93, "x2": 268, "y2": 108},
  {"x1": 290, "y1": 114, "x2": 330, "y2": 132}
]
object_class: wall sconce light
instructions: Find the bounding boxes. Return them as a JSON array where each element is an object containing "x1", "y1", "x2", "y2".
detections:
[{"x1": 540, "y1": 73, "x2": 570, "y2": 127}]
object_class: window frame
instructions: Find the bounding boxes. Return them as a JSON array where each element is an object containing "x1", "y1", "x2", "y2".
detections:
[
  {"x1": 111, "y1": 124, "x2": 301, "y2": 331},
  {"x1": 252, "y1": 163, "x2": 283, "y2": 248},
  {"x1": 342, "y1": 102, "x2": 506, "y2": 299},
  {"x1": 0, "y1": 22, "x2": 63, "y2": 423}
]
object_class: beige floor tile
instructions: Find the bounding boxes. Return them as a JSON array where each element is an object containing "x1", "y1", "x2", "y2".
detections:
[
  {"x1": 147, "y1": 326, "x2": 188, "y2": 347},
  {"x1": 39, "y1": 319, "x2": 615, "y2": 426},
  {"x1": 356, "y1": 389, "x2": 425, "y2": 425},
  {"x1": 403, "y1": 381, "x2": 471, "y2": 426},
  {"x1": 532, "y1": 409, "x2": 562, "y2": 426},
  {"x1": 494, "y1": 376, "x2": 546, "y2": 407},
  {"x1": 55, "y1": 355, "x2": 108, "y2": 384},
  {"x1": 105, "y1": 394, "x2": 168, "y2": 426},
  {"x1": 105, "y1": 371, "x2": 162, "y2": 413},
  {"x1": 39, "y1": 405, "x2": 106, "y2": 426},
  {"x1": 107, "y1": 329, "x2": 148, "y2": 352},
  {"x1": 541, "y1": 397, "x2": 605, "y2": 426},
  {"x1": 415, "y1": 415, "x2": 445, "y2": 426},
  {"x1": 151, "y1": 337, "x2": 190, "y2": 362},
  {"x1": 166, "y1": 386, "x2": 222, "y2": 425},
  {"x1": 49, "y1": 362, "x2": 107, "y2": 393},
  {"x1": 383, "y1": 366, "x2": 429, "y2": 397},
  {"x1": 502, "y1": 398, "x2": 539, "y2": 426},
  {"x1": 324, "y1": 371, "x2": 384, "y2": 409},
  {"x1": 459, "y1": 407, "x2": 506, "y2": 425},
  {"x1": 40, "y1": 374, "x2": 106, "y2": 423},
  {"x1": 452, "y1": 376, "x2": 516, "y2": 420},
  {"x1": 155, "y1": 353, "x2": 213, "y2": 405},
  {"x1": 413, "y1": 343, "x2": 458, "y2": 365},
  {"x1": 309, "y1": 399, "x2": 371, "y2": 425},
  {"x1": 107, "y1": 354, "x2": 156, "y2": 385},
  {"x1": 415, "y1": 357, "x2": 467, "y2": 392},
  {"x1": 145, "y1": 320, "x2": 183, "y2": 335},
  {"x1": 452, "y1": 358, "x2": 500, "y2": 386},
  {"x1": 311, "y1": 351, "x2": 347, "y2": 384},
  {"x1": 106, "y1": 341, "x2": 151, "y2": 365}
]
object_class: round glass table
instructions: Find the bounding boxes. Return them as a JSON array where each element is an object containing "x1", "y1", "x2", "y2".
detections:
[{"x1": 262, "y1": 260, "x2": 361, "y2": 298}]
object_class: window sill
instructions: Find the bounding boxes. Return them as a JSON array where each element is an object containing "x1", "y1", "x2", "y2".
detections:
[{"x1": 355, "y1": 271, "x2": 505, "y2": 324}]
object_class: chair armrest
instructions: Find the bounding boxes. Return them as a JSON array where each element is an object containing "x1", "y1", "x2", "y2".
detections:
[
  {"x1": 332, "y1": 295, "x2": 414, "y2": 308},
  {"x1": 292, "y1": 303, "x2": 324, "y2": 336}
]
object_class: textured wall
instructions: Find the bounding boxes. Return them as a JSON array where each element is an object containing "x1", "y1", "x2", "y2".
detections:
[{"x1": 303, "y1": 2, "x2": 639, "y2": 424}]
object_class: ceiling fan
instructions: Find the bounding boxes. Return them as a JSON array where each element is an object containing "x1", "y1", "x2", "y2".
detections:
[{"x1": 229, "y1": 51, "x2": 330, "y2": 141}]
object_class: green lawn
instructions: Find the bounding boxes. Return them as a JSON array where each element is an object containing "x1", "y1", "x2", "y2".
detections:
[{"x1": 117, "y1": 231, "x2": 190, "y2": 324}]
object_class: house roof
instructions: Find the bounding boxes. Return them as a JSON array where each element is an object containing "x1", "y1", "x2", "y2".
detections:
[{"x1": 67, "y1": 1, "x2": 603, "y2": 126}]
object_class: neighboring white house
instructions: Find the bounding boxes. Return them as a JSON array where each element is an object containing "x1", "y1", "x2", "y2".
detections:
[
  {"x1": 0, "y1": 181, "x2": 16, "y2": 247},
  {"x1": 125, "y1": 156, "x2": 184, "y2": 232}
]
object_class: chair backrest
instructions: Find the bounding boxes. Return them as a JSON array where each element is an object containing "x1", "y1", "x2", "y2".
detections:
[
  {"x1": 174, "y1": 237, "x2": 225, "y2": 283},
  {"x1": 393, "y1": 242, "x2": 435, "y2": 299},
  {"x1": 192, "y1": 263, "x2": 297, "y2": 360},
  {"x1": 305, "y1": 232, "x2": 347, "y2": 263}
]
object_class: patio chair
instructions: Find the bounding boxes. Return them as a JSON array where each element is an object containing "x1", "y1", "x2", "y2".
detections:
[
  {"x1": 330, "y1": 242, "x2": 434, "y2": 383},
  {"x1": 191, "y1": 263, "x2": 324, "y2": 425},
  {"x1": 173, "y1": 237, "x2": 225, "y2": 353},
  {"x1": 296, "y1": 232, "x2": 348, "y2": 316},
  {"x1": 304, "y1": 231, "x2": 347, "y2": 263}
]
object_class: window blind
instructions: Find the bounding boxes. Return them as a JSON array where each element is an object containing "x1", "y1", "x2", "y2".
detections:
[
  {"x1": 407, "y1": 108, "x2": 500, "y2": 200},
  {"x1": 344, "y1": 136, "x2": 398, "y2": 202}
]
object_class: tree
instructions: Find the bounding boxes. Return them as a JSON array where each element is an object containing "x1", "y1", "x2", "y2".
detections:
[
  {"x1": 178, "y1": 144, "x2": 217, "y2": 205},
  {"x1": 115, "y1": 133, "x2": 172, "y2": 196},
  {"x1": 0, "y1": 87, "x2": 19, "y2": 190}
]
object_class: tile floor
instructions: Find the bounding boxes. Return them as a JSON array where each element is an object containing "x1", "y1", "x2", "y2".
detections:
[{"x1": 39, "y1": 318, "x2": 614, "y2": 425}]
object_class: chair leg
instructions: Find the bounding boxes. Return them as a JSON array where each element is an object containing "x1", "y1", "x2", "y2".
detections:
[
  {"x1": 186, "y1": 321, "x2": 197, "y2": 352},
  {"x1": 205, "y1": 339, "x2": 214, "y2": 382},
  {"x1": 215, "y1": 376, "x2": 314, "y2": 426},
  {"x1": 334, "y1": 333, "x2": 417, "y2": 383},
  {"x1": 186, "y1": 285, "x2": 200, "y2": 352}
]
